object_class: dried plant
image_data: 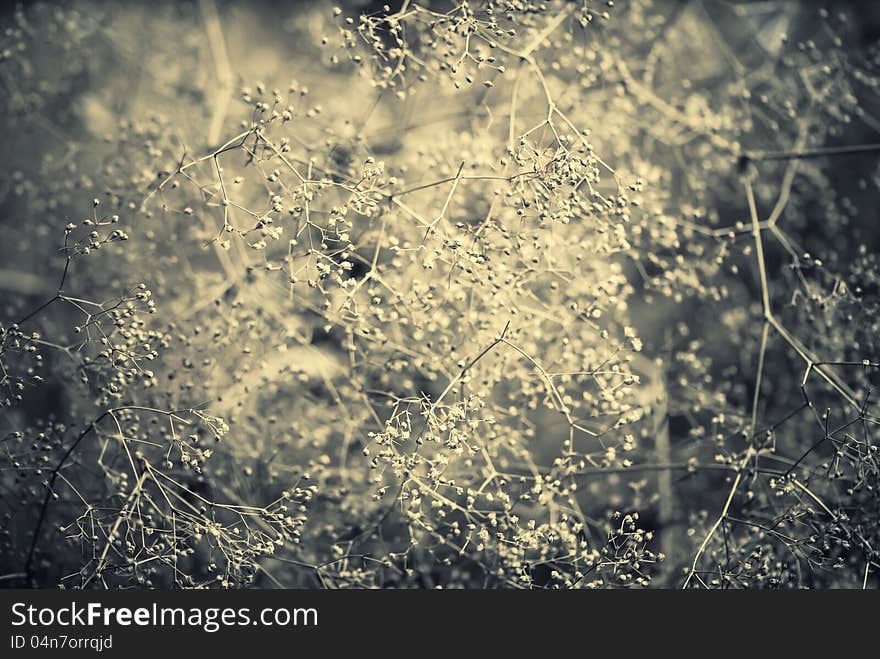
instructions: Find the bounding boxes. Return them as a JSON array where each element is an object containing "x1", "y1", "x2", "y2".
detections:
[{"x1": 1, "y1": 0, "x2": 879, "y2": 589}]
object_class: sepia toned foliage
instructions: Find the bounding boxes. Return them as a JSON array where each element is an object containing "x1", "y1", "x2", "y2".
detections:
[{"x1": 1, "y1": 0, "x2": 879, "y2": 589}]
